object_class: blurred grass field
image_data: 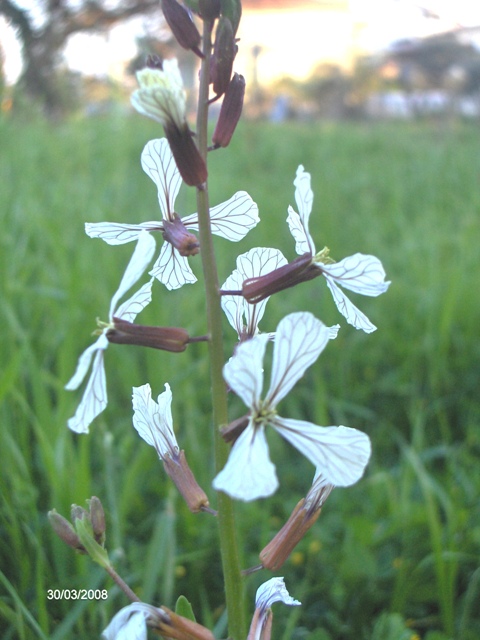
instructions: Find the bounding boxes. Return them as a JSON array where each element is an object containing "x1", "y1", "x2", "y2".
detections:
[{"x1": 1, "y1": 113, "x2": 479, "y2": 640}]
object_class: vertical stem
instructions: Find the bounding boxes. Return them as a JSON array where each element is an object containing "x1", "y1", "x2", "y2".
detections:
[{"x1": 195, "y1": 19, "x2": 246, "y2": 640}]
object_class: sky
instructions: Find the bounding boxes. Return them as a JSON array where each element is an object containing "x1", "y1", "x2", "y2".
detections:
[{"x1": 1, "y1": 0, "x2": 480, "y2": 85}]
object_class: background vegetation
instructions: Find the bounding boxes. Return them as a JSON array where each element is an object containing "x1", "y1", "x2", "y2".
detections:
[{"x1": 0, "y1": 114, "x2": 479, "y2": 639}]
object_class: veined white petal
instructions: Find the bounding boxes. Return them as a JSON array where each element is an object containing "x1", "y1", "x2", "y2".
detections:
[
  {"x1": 65, "y1": 334, "x2": 108, "y2": 390},
  {"x1": 273, "y1": 417, "x2": 371, "y2": 487},
  {"x1": 132, "y1": 383, "x2": 178, "y2": 457},
  {"x1": 85, "y1": 221, "x2": 164, "y2": 245},
  {"x1": 115, "y1": 281, "x2": 153, "y2": 323},
  {"x1": 149, "y1": 241, "x2": 197, "y2": 290},
  {"x1": 183, "y1": 191, "x2": 259, "y2": 241},
  {"x1": 320, "y1": 253, "x2": 390, "y2": 297},
  {"x1": 237, "y1": 247, "x2": 288, "y2": 335},
  {"x1": 212, "y1": 422, "x2": 278, "y2": 501},
  {"x1": 223, "y1": 333, "x2": 270, "y2": 408},
  {"x1": 324, "y1": 276, "x2": 377, "y2": 333},
  {"x1": 67, "y1": 349, "x2": 107, "y2": 434},
  {"x1": 102, "y1": 603, "x2": 163, "y2": 640},
  {"x1": 221, "y1": 269, "x2": 244, "y2": 336},
  {"x1": 109, "y1": 231, "x2": 156, "y2": 319},
  {"x1": 141, "y1": 138, "x2": 182, "y2": 219},
  {"x1": 255, "y1": 577, "x2": 301, "y2": 611},
  {"x1": 327, "y1": 324, "x2": 341, "y2": 340},
  {"x1": 266, "y1": 312, "x2": 330, "y2": 406},
  {"x1": 286, "y1": 204, "x2": 315, "y2": 256}
]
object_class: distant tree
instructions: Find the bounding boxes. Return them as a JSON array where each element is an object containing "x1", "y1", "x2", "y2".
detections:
[{"x1": 0, "y1": 0, "x2": 161, "y2": 117}]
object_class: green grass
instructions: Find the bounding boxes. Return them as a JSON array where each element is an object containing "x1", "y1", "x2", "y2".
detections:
[{"x1": 1, "y1": 113, "x2": 479, "y2": 639}]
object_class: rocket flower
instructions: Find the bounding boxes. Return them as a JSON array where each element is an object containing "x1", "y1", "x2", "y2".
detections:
[
  {"x1": 247, "y1": 577, "x2": 301, "y2": 640},
  {"x1": 243, "y1": 165, "x2": 390, "y2": 332},
  {"x1": 65, "y1": 231, "x2": 155, "y2": 434},
  {"x1": 86, "y1": 138, "x2": 259, "y2": 290},
  {"x1": 212, "y1": 312, "x2": 371, "y2": 501}
]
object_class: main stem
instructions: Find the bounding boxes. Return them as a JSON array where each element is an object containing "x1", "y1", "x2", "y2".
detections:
[{"x1": 195, "y1": 19, "x2": 246, "y2": 640}]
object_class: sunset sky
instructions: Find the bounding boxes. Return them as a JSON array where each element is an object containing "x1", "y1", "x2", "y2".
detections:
[{"x1": 1, "y1": 0, "x2": 480, "y2": 84}]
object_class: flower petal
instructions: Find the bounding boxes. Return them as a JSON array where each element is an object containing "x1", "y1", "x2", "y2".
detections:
[
  {"x1": 273, "y1": 417, "x2": 371, "y2": 487},
  {"x1": 212, "y1": 422, "x2": 278, "y2": 501},
  {"x1": 141, "y1": 138, "x2": 182, "y2": 220},
  {"x1": 67, "y1": 348, "x2": 107, "y2": 434},
  {"x1": 324, "y1": 276, "x2": 377, "y2": 333},
  {"x1": 223, "y1": 333, "x2": 270, "y2": 408},
  {"x1": 85, "y1": 221, "x2": 164, "y2": 245},
  {"x1": 184, "y1": 191, "x2": 259, "y2": 241},
  {"x1": 320, "y1": 253, "x2": 390, "y2": 297},
  {"x1": 149, "y1": 241, "x2": 197, "y2": 290},
  {"x1": 102, "y1": 603, "x2": 163, "y2": 640},
  {"x1": 266, "y1": 312, "x2": 330, "y2": 406},
  {"x1": 255, "y1": 577, "x2": 301, "y2": 611},
  {"x1": 109, "y1": 231, "x2": 156, "y2": 319},
  {"x1": 221, "y1": 268, "x2": 244, "y2": 336},
  {"x1": 65, "y1": 334, "x2": 108, "y2": 390},
  {"x1": 132, "y1": 383, "x2": 178, "y2": 457},
  {"x1": 286, "y1": 165, "x2": 315, "y2": 254},
  {"x1": 237, "y1": 248, "x2": 288, "y2": 335},
  {"x1": 115, "y1": 280, "x2": 153, "y2": 323}
]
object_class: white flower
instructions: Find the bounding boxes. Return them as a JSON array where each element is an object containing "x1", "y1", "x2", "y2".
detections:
[
  {"x1": 131, "y1": 59, "x2": 186, "y2": 129},
  {"x1": 102, "y1": 603, "x2": 164, "y2": 640},
  {"x1": 65, "y1": 231, "x2": 155, "y2": 434},
  {"x1": 132, "y1": 382, "x2": 179, "y2": 458},
  {"x1": 287, "y1": 165, "x2": 390, "y2": 332},
  {"x1": 222, "y1": 247, "x2": 288, "y2": 340},
  {"x1": 247, "y1": 578, "x2": 300, "y2": 640},
  {"x1": 213, "y1": 312, "x2": 371, "y2": 501},
  {"x1": 86, "y1": 138, "x2": 259, "y2": 290}
]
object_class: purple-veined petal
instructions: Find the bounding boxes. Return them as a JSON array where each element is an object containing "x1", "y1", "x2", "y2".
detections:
[
  {"x1": 141, "y1": 138, "x2": 182, "y2": 220},
  {"x1": 237, "y1": 248, "x2": 288, "y2": 334},
  {"x1": 109, "y1": 231, "x2": 156, "y2": 319},
  {"x1": 85, "y1": 221, "x2": 164, "y2": 245},
  {"x1": 328, "y1": 324, "x2": 341, "y2": 340},
  {"x1": 288, "y1": 165, "x2": 315, "y2": 254},
  {"x1": 212, "y1": 422, "x2": 278, "y2": 501},
  {"x1": 149, "y1": 241, "x2": 197, "y2": 290},
  {"x1": 320, "y1": 253, "x2": 390, "y2": 297},
  {"x1": 221, "y1": 269, "x2": 244, "y2": 336},
  {"x1": 255, "y1": 577, "x2": 301, "y2": 611},
  {"x1": 273, "y1": 417, "x2": 371, "y2": 487},
  {"x1": 266, "y1": 312, "x2": 330, "y2": 406},
  {"x1": 324, "y1": 276, "x2": 377, "y2": 333},
  {"x1": 132, "y1": 383, "x2": 178, "y2": 457},
  {"x1": 115, "y1": 281, "x2": 153, "y2": 323},
  {"x1": 67, "y1": 348, "x2": 107, "y2": 434},
  {"x1": 184, "y1": 191, "x2": 259, "y2": 241},
  {"x1": 223, "y1": 333, "x2": 270, "y2": 408},
  {"x1": 65, "y1": 334, "x2": 108, "y2": 390}
]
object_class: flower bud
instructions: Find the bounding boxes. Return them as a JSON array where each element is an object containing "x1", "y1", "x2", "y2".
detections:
[
  {"x1": 198, "y1": 0, "x2": 221, "y2": 19},
  {"x1": 162, "y1": 214, "x2": 200, "y2": 256},
  {"x1": 88, "y1": 496, "x2": 106, "y2": 546},
  {"x1": 163, "y1": 450, "x2": 213, "y2": 513},
  {"x1": 210, "y1": 16, "x2": 235, "y2": 99},
  {"x1": 157, "y1": 606, "x2": 215, "y2": 639},
  {"x1": 48, "y1": 510, "x2": 84, "y2": 552},
  {"x1": 162, "y1": 0, "x2": 204, "y2": 58},
  {"x1": 242, "y1": 253, "x2": 321, "y2": 304},
  {"x1": 107, "y1": 319, "x2": 190, "y2": 353},
  {"x1": 164, "y1": 121, "x2": 208, "y2": 187},
  {"x1": 212, "y1": 73, "x2": 245, "y2": 148}
]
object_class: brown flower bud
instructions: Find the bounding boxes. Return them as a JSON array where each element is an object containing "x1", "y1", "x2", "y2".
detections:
[
  {"x1": 198, "y1": 0, "x2": 220, "y2": 19},
  {"x1": 162, "y1": 0, "x2": 204, "y2": 58},
  {"x1": 210, "y1": 16, "x2": 235, "y2": 99},
  {"x1": 164, "y1": 122, "x2": 208, "y2": 187},
  {"x1": 48, "y1": 510, "x2": 84, "y2": 552},
  {"x1": 242, "y1": 253, "x2": 321, "y2": 304},
  {"x1": 162, "y1": 214, "x2": 200, "y2": 256},
  {"x1": 107, "y1": 319, "x2": 190, "y2": 353},
  {"x1": 88, "y1": 496, "x2": 106, "y2": 546},
  {"x1": 157, "y1": 606, "x2": 215, "y2": 639},
  {"x1": 212, "y1": 73, "x2": 245, "y2": 148},
  {"x1": 163, "y1": 450, "x2": 213, "y2": 513}
]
